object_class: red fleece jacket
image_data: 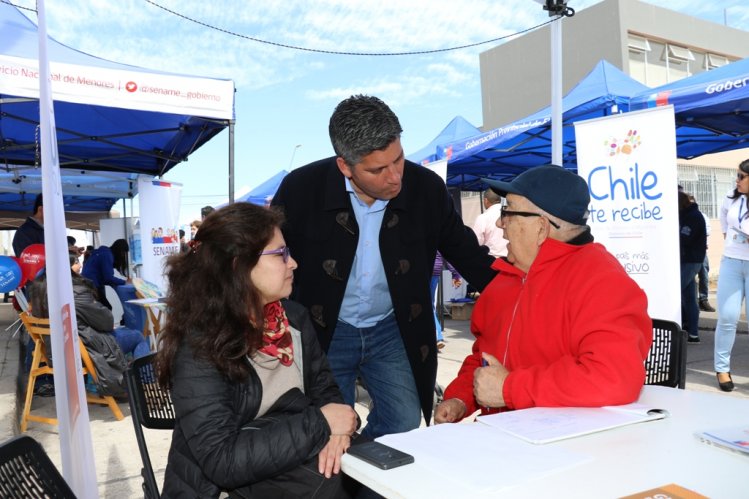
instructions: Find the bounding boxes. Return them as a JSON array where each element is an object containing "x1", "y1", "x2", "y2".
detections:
[{"x1": 443, "y1": 237, "x2": 652, "y2": 417}]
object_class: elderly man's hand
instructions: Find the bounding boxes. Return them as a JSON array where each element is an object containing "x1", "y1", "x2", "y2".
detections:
[
  {"x1": 474, "y1": 352, "x2": 509, "y2": 408},
  {"x1": 434, "y1": 398, "x2": 467, "y2": 424}
]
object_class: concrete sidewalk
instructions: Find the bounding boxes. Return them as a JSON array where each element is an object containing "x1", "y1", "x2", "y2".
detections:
[{"x1": 1, "y1": 297, "x2": 747, "y2": 497}]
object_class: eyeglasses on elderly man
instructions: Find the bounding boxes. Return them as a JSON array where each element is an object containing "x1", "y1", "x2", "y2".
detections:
[{"x1": 499, "y1": 205, "x2": 561, "y2": 229}]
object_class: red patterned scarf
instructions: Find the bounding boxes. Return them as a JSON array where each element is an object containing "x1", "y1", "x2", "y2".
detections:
[{"x1": 258, "y1": 301, "x2": 293, "y2": 366}]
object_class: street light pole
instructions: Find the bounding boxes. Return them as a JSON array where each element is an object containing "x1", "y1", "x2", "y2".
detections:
[{"x1": 288, "y1": 144, "x2": 302, "y2": 170}]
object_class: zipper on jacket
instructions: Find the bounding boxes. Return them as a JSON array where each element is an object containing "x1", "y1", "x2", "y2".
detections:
[{"x1": 502, "y1": 275, "x2": 526, "y2": 366}]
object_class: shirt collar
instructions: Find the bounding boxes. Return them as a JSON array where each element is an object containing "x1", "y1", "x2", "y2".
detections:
[{"x1": 344, "y1": 177, "x2": 389, "y2": 211}]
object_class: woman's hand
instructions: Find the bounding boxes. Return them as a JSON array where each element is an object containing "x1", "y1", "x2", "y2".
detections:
[
  {"x1": 320, "y1": 402, "x2": 357, "y2": 436},
  {"x1": 317, "y1": 435, "x2": 350, "y2": 478},
  {"x1": 318, "y1": 403, "x2": 356, "y2": 478}
]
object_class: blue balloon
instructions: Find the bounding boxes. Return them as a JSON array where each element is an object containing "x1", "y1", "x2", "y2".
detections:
[{"x1": 0, "y1": 256, "x2": 22, "y2": 293}]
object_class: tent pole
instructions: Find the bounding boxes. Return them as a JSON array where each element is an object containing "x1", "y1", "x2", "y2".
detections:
[
  {"x1": 121, "y1": 198, "x2": 131, "y2": 278},
  {"x1": 551, "y1": 15, "x2": 563, "y2": 165},
  {"x1": 228, "y1": 120, "x2": 235, "y2": 203}
]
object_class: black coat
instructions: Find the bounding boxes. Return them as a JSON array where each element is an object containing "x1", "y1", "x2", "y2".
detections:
[
  {"x1": 271, "y1": 157, "x2": 496, "y2": 422},
  {"x1": 161, "y1": 300, "x2": 344, "y2": 498},
  {"x1": 72, "y1": 279, "x2": 128, "y2": 397},
  {"x1": 29, "y1": 276, "x2": 127, "y2": 397},
  {"x1": 679, "y1": 202, "x2": 707, "y2": 264},
  {"x1": 12, "y1": 216, "x2": 44, "y2": 255}
]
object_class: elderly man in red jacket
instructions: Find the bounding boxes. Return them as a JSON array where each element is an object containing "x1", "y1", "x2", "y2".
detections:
[{"x1": 435, "y1": 165, "x2": 653, "y2": 423}]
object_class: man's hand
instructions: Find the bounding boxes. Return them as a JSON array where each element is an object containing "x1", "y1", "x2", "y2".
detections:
[
  {"x1": 434, "y1": 398, "x2": 467, "y2": 424},
  {"x1": 474, "y1": 352, "x2": 509, "y2": 408}
]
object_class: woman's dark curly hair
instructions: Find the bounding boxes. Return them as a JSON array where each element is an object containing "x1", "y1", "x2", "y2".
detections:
[{"x1": 155, "y1": 202, "x2": 284, "y2": 387}]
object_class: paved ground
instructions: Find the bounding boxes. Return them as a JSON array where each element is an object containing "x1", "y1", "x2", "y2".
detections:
[{"x1": 1, "y1": 294, "x2": 747, "y2": 497}]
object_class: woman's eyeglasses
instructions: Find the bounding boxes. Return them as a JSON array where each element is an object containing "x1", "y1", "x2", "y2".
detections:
[
  {"x1": 259, "y1": 246, "x2": 291, "y2": 263},
  {"x1": 500, "y1": 206, "x2": 560, "y2": 229},
  {"x1": 737, "y1": 172, "x2": 749, "y2": 181}
]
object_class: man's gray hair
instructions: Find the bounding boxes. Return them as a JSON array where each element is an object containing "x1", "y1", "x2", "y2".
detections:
[
  {"x1": 532, "y1": 201, "x2": 588, "y2": 239},
  {"x1": 329, "y1": 95, "x2": 403, "y2": 167}
]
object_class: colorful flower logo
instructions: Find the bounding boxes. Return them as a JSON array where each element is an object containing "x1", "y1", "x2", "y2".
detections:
[{"x1": 604, "y1": 129, "x2": 642, "y2": 156}]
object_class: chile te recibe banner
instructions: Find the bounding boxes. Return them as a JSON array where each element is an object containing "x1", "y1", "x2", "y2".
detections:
[
  {"x1": 138, "y1": 177, "x2": 182, "y2": 293},
  {"x1": 575, "y1": 106, "x2": 680, "y2": 324}
]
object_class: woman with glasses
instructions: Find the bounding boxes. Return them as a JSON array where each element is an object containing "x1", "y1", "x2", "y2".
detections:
[
  {"x1": 714, "y1": 159, "x2": 749, "y2": 392},
  {"x1": 156, "y1": 202, "x2": 356, "y2": 498}
]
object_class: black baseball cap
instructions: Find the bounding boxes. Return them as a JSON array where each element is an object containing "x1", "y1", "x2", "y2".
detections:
[{"x1": 485, "y1": 165, "x2": 590, "y2": 226}]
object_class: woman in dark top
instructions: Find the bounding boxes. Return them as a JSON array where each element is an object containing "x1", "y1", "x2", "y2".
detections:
[{"x1": 156, "y1": 203, "x2": 356, "y2": 498}]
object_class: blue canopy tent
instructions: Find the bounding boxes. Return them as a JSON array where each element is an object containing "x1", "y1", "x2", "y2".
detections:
[
  {"x1": 0, "y1": 167, "x2": 137, "y2": 229},
  {"x1": 0, "y1": 4, "x2": 235, "y2": 227},
  {"x1": 407, "y1": 116, "x2": 481, "y2": 165},
  {"x1": 235, "y1": 169, "x2": 289, "y2": 206},
  {"x1": 436, "y1": 60, "x2": 649, "y2": 190},
  {"x1": 630, "y1": 56, "x2": 749, "y2": 158}
]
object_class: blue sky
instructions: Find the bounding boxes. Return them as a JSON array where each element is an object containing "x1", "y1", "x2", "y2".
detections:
[{"x1": 14, "y1": 0, "x2": 749, "y2": 224}]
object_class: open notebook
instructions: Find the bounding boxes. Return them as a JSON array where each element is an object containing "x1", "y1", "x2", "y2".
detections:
[{"x1": 477, "y1": 403, "x2": 669, "y2": 444}]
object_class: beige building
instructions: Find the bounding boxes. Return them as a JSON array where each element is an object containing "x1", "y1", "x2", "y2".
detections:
[
  {"x1": 470, "y1": 0, "x2": 749, "y2": 277},
  {"x1": 480, "y1": 0, "x2": 749, "y2": 129}
]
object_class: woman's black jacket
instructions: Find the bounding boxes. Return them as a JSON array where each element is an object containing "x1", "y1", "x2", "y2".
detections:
[{"x1": 161, "y1": 300, "x2": 344, "y2": 498}]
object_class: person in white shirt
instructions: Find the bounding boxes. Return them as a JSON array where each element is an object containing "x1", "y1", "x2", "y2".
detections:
[
  {"x1": 472, "y1": 188, "x2": 507, "y2": 257},
  {"x1": 714, "y1": 159, "x2": 749, "y2": 392}
]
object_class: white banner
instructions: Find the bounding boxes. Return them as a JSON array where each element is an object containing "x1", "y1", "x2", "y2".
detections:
[
  {"x1": 0, "y1": 54, "x2": 234, "y2": 120},
  {"x1": 138, "y1": 178, "x2": 182, "y2": 293},
  {"x1": 37, "y1": 2, "x2": 98, "y2": 496},
  {"x1": 424, "y1": 158, "x2": 448, "y2": 183},
  {"x1": 575, "y1": 106, "x2": 680, "y2": 324}
]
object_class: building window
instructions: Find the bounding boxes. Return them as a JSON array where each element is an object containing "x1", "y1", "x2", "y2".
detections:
[
  {"x1": 706, "y1": 53, "x2": 729, "y2": 69},
  {"x1": 628, "y1": 35, "x2": 651, "y2": 53},
  {"x1": 662, "y1": 44, "x2": 695, "y2": 82},
  {"x1": 627, "y1": 35, "x2": 652, "y2": 85}
]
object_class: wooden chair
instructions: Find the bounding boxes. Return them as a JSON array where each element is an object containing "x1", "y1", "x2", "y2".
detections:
[
  {"x1": 19, "y1": 312, "x2": 124, "y2": 432},
  {"x1": 0, "y1": 434, "x2": 76, "y2": 498},
  {"x1": 645, "y1": 319, "x2": 687, "y2": 389}
]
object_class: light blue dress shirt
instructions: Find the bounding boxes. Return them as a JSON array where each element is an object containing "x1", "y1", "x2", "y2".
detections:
[{"x1": 338, "y1": 177, "x2": 394, "y2": 327}]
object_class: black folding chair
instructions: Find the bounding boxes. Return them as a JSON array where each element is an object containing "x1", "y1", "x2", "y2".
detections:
[
  {"x1": 126, "y1": 353, "x2": 175, "y2": 499},
  {"x1": 0, "y1": 434, "x2": 76, "y2": 498},
  {"x1": 645, "y1": 319, "x2": 687, "y2": 389}
]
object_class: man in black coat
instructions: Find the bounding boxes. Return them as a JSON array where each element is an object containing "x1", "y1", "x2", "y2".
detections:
[
  {"x1": 272, "y1": 95, "x2": 495, "y2": 438},
  {"x1": 13, "y1": 193, "x2": 44, "y2": 256}
]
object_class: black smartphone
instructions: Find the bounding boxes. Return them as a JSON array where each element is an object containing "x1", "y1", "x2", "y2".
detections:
[{"x1": 346, "y1": 441, "x2": 414, "y2": 470}]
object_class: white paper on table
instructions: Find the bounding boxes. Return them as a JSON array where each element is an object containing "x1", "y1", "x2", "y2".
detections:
[
  {"x1": 477, "y1": 403, "x2": 668, "y2": 444},
  {"x1": 377, "y1": 423, "x2": 592, "y2": 495}
]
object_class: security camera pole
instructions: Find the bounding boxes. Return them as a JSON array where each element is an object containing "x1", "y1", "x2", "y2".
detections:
[{"x1": 533, "y1": 0, "x2": 575, "y2": 166}]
